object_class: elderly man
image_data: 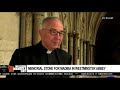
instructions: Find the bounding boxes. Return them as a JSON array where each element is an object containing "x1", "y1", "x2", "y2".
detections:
[
  {"x1": 7, "y1": 16, "x2": 72, "y2": 79},
  {"x1": 10, "y1": 16, "x2": 72, "y2": 65}
]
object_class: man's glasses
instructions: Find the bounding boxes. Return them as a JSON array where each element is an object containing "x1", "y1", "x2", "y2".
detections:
[{"x1": 49, "y1": 29, "x2": 65, "y2": 36}]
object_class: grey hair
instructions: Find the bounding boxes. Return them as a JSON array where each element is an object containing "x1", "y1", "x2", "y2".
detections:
[{"x1": 42, "y1": 16, "x2": 62, "y2": 28}]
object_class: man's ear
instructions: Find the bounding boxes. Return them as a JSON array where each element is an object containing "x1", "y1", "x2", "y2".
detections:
[
  {"x1": 39, "y1": 29, "x2": 44, "y2": 39},
  {"x1": 39, "y1": 29, "x2": 42, "y2": 36}
]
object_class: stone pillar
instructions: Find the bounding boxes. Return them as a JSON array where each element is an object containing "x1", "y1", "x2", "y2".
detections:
[
  {"x1": 73, "y1": 31, "x2": 79, "y2": 65},
  {"x1": 86, "y1": 41, "x2": 90, "y2": 64},
  {"x1": 90, "y1": 44, "x2": 95, "y2": 64},
  {"x1": 20, "y1": 12, "x2": 32, "y2": 48},
  {"x1": 80, "y1": 39, "x2": 84, "y2": 65},
  {"x1": 20, "y1": 12, "x2": 26, "y2": 48},
  {"x1": 25, "y1": 12, "x2": 32, "y2": 47},
  {"x1": 83, "y1": 41, "x2": 87, "y2": 65},
  {"x1": 68, "y1": 33, "x2": 73, "y2": 64},
  {"x1": 33, "y1": 12, "x2": 45, "y2": 45},
  {"x1": 60, "y1": 12, "x2": 68, "y2": 52}
]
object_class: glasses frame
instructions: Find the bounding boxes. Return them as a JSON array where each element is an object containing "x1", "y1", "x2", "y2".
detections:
[{"x1": 48, "y1": 29, "x2": 66, "y2": 36}]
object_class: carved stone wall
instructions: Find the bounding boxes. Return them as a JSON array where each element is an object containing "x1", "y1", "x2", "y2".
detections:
[
  {"x1": 0, "y1": 12, "x2": 107, "y2": 65},
  {"x1": 0, "y1": 12, "x2": 20, "y2": 65},
  {"x1": 0, "y1": 12, "x2": 108, "y2": 78}
]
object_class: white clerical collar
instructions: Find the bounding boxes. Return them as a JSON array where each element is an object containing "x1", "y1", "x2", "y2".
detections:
[{"x1": 46, "y1": 50, "x2": 52, "y2": 54}]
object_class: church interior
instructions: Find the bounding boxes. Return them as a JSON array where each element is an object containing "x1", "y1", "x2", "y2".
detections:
[{"x1": 0, "y1": 12, "x2": 120, "y2": 78}]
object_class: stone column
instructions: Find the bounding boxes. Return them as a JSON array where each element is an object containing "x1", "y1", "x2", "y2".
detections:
[
  {"x1": 68, "y1": 33, "x2": 73, "y2": 64},
  {"x1": 86, "y1": 41, "x2": 90, "y2": 64},
  {"x1": 60, "y1": 13, "x2": 68, "y2": 52},
  {"x1": 80, "y1": 39, "x2": 84, "y2": 65},
  {"x1": 20, "y1": 12, "x2": 26, "y2": 48},
  {"x1": 90, "y1": 44, "x2": 95, "y2": 64},
  {"x1": 20, "y1": 12, "x2": 32, "y2": 48},
  {"x1": 33, "y1": 12, "x2": 45, "y2": 45},
  {"x1": 73, "y1": 31, "x2": 79, "y2": 65},
  {"x1": 25, "y1": 12, "x2": 32, "y2": 47},
  {"x1": 83, "y1": 41, "x2": 87, "y2": 65}
]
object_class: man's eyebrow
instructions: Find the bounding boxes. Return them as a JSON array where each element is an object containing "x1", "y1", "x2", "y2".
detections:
[
  {"x1": 50, "y1": 28, "x2": 56, "y2": 30},
  {"x1": 50, "y1": 28, "x2": 64, "y2": 31}
]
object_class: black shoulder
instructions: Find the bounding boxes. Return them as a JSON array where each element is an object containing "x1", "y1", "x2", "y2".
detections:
[
  {"x1": 9, "y1": 44, "x2": 39, "y2": 65},
  {"x1": 56, "y1": 48, "x2": 72, "y2": 64},
  {"x1": 15, "y1": 43, "x2": 39, "y2": 54},
  {"x1": 56, "y1": 48, "x2": 71, "y2": 56}
]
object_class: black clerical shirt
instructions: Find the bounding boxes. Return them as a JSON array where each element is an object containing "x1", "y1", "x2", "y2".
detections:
[
  {"x1": 6, "y1": 41, "x2": 72, "y2": 79},
  {"x1": 38, "y1": 41, "x2": 59, "y2": 65}
]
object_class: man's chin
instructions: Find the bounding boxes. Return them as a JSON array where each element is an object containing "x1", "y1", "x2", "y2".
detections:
[{"x1": 52, "y1": 46, "x2": 59, "y2": 49}]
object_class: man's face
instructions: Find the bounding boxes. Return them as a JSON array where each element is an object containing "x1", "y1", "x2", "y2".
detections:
[{"x1": 40, "y1": 19, "x2": 64, "y2": 50}]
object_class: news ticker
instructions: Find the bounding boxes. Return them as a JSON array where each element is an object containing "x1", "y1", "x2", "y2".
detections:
[
  {"x1": 1, "y1": 72, "x2": 119, "y2": 76},
  {"x1": 1, "y1": 65, "x2": 120, "y2": 76}
]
